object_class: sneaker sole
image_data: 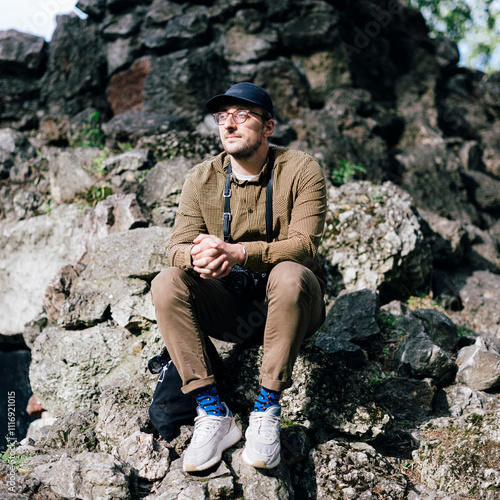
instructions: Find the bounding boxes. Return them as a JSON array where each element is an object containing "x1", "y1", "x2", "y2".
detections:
[
  {"x1": 241, "y1": 447, "x2": 281, "y2": 469},
  {"x1": 184, "y1": 423, "x2": 242, "y2": 472}
]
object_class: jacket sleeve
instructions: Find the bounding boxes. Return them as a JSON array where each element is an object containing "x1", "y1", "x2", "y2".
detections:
[
  {"x1": 242, "y1": 158, "x2": 327, "y2": 271},
  {"x1": 167, "y1": 175, "x2": 206, "y2": 270}
]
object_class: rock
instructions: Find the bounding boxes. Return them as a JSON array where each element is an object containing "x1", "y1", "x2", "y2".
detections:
[
  {"x1": 150, "y1": 457, "x2": 233, "y2": 499},
  {"x1": 102, "y1": 149, "x2": 154, "y2": 190},
  {"x1": 437, "y1": 385, "x2": 500, "y2": 418},
  {"x1": 0, "y1": 128, "x2": 35, "y2": 180},
  {"x1": 315, "y1": 337, "x2": 366, "y2": 369},
  {"x1": 397, "y1": 140, "x2": 484, "y2": 226},
  {"x1": 112, "y1": 431, "x2": 170, "y2": 481},
  {"x1": 373, "y1": 377, "x2": 436, "y2": 421},
  {"x1": 101, "y1": 111, "x2": 190, "y2": 146},
  {"x1": 228, "y1": 449, "x2": 294, "y2": 500},
  {"x1": 40, "y1": 14, "x2": 106, "y2": 117},
  {"x1": 58, "y1": 226, "x2": 169, "y2": 329},
  {"x1": 0, "y1": 204, "x2": 87, "y2": 334},
  {"x1": 37, "y1": 409, "x2": 98, "y2": 452},
  {"x1": 29, "y1": 325, "x2": 146, "y2": 417},
  {"x1": 462, "y1": 168, "x2": 500, "y2": 216},
  {"x1": 33, "y1": 451, "x2": 135, "y2": 500},
  {"x1": 76, "y1": 0, "x2": 106, "y2": 20},
  {"x1": 456, "y1": 337, "x2": 500, "y2": 391},
  {"x1": 140, "y1": 11, "x2": 210, "y2": 52},
  {"x1": 45, "y1": 147, "x2": 100, "y2": 203},
  {"x1": 107, "y1": 56, "x2": 152, "y2": 115},
  {"x1": 95, "y1": 386, "x2": 151, "y2": 453},
  {"x1": 140, "y1": 156, "x2": 193, "y2": 207},
  {"x1": 417, "y1": 208, "x2": 469, "y2": 268},
  {"x1": 413, "y1": 411, "x2": 500, "y2": 499},
  {"x1": 0, "y1": 30, "x2": 46, "y2": 73},
  {"x1": 458, "y1": 270, "x2": 500, "y2": 337},
  {"x1": 433, "y1": 36, "x2": 460, "y2": 70},
  {"x1": 141, "y1": 47, "x2": 228, "y2": 121},
  {"x1": 317, "y1": 289, "x2": 382, "y2": 348},
  {"x1": 320, "y1": 181, "x2": 432, "y2": 299},
  {"x1": 26, "y1": 394, "x2": 44, "y2": 418},
  {"x1": 392, "y1": 314, "x2": 458, "y2": 386},
  {"x1": 411, "y1": 308, "x2": 459, "y2": 353},
  {"x1": 222, "y1": 26, "x2": 279, "y2": 64},
  {"x1": 300, "y1": 440, "x2": 407, "y2": 499}
]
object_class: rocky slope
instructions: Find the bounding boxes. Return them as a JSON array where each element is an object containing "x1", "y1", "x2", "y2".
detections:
[{"x1": 1, "y1": 0, "x2": 500, "y2": 498}]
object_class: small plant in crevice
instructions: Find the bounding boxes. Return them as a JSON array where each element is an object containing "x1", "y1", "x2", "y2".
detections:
[
  {"x1": 73, "y1": 112, "x2": 106, "y2": 149},
  {"x1": 331, "y1": 159, "x2": 366, "y2": 186},
  {"x1": 85, "y1": 185, "x2": 113, "y2": 206}
]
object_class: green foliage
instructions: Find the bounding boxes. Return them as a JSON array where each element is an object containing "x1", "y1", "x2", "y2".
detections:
[
  {"x1": 1, "y1": 440, "x2": 32, "y2": 472},
  {"x1": 86, "y1": 149, "x2": 112, "y2": 177},
  {"x1": 85, "y1": 185, "x2": 113, "y2": 206},
  {"x1": 331, "y1": 159, "x2": 366, "y2": 186},
  {"x1": 408, "y1": 0, "x2": 500, "y2": 72},
  {"x1": 74, "y1": 112, "x2": 106, "y2": 149}
]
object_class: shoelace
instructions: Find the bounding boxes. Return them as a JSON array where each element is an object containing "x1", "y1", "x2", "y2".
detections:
[
  {"x1": 191, "y1": 414, "x2": 225, "y2": 444},
  {"x1": 250, "y1": 413, "x2": 280, "y2": 444}
]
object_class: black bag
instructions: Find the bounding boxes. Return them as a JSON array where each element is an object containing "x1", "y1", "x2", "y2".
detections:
[
  {"x1": 148, "y1": 351, "x2": 197, "y2": 441},
  {"x1": 148, "y1": 338, "x2": 223, "y2": 441}
]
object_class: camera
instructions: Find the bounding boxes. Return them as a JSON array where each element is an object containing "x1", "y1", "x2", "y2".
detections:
[{"x1": 223, "y1": 265, "x2": 267, "y2": 294}]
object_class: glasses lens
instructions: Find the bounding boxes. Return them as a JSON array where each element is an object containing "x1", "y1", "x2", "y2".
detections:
[{"x1": 233, "y1": 110, "x2": 249, "y2": 123}]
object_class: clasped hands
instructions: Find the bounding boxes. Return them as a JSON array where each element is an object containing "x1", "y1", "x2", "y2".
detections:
[{"x1": 191, "y1": 234, "x2": 245, "y2": 279}]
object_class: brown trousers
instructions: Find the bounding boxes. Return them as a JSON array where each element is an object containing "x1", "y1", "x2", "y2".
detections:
[{"x1": 151, "y1": 261, "x2": 325, "y2": 394}]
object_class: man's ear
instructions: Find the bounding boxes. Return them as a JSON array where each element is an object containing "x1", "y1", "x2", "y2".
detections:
[{"x1": 263, "y1": 119, "x2": 275, "y2": 138}]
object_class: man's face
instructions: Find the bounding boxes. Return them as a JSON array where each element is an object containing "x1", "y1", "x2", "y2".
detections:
[{"x1": 218, "y1": 102, "x2": 274, "y2": 160}]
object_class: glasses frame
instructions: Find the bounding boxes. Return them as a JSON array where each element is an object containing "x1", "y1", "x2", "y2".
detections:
[{"x1": 213, "y1": 109, "x2": 267, "y2": 126}]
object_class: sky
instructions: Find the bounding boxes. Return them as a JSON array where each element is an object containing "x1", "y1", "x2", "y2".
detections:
[{"x1": 0, "y1": 0, "x2": 85, "y2": 40}]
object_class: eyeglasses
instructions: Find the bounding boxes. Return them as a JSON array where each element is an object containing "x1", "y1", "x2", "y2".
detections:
[{"x1": 213, "y1": 109, "x2": 267, "y2": 125}]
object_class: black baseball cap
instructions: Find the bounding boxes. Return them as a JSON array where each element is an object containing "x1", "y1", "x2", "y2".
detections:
[{"x1": 205, "y1": 82, "x2": 274, "y2": 116}]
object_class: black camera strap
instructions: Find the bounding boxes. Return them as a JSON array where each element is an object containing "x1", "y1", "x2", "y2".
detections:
[{"x1": 223, "y1": 148, "x2": 274, "y2": 244}]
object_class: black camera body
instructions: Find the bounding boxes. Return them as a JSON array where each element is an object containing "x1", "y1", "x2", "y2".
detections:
[{"x1": 223, "y1": 265, "x2": 267, "y2": 295}]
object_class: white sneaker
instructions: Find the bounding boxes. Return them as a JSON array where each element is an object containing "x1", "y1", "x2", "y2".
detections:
[
  {"x1": 242, "y1": 406, "x2": 281, "y2": 469},
  {"x1": 183, "y1": 402, "x2": 242, "y2": 472}
]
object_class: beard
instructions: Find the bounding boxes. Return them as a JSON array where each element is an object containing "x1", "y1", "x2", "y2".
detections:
[{"x1": 222, "y1": 130, "x2": 264, "y2": 160}]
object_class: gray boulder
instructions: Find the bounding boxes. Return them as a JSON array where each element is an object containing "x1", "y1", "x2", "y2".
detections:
[
  {"x1": 29, "y1": 324, "x2": 145, "y2": 417},
  {"x1": 33, "y1": 451, "x2": 135, "y2": 500},
  {"x1": 112, "y1": 431, "x2": 170, "y2": 481},
  {"x1": 439, "y1": 384, "x2": 500, "y2": 418},
  {"x1": 411, "y1": 308, "x2": 458, "y2": 353},
  {"x1": 300, "y1": 440, "x2": 407, "y2": 499},
  {"x1": 320, "y1": 181, "x2": 432, "y2": 298},
  {"x1": 393, "y1": 330, "x2": 457, "y2": 386},
  {"x1": 456, "y1": 337, "x2": 500, "y2": 391},
  {"x1": 0, "y1": 128, "x2": 36, "y2": 180},
  {"x1": 413, "y1": 411, "x2": 500, "y2": 499},
  {"x1": 458, "y1": 270, "x2": 500, "y2": 337},
  {"x1": 58, "y1": 226, "x2": 170, "y2": 329},
  {"x1": 96, "y1": 386, "x2": 152, "y2": 453},
  {"x1": 0, "y1": 29, "x2": 46, "y2": 72},
  {"x1": 140, "y1": 156, "x2": 194, "y2": 207},
  {"x1": 46, "y1": 147, "x2": 100, "y2": 203},
  {"x1": 0, "y1": 204, "x2": 87, "y2": 334}
]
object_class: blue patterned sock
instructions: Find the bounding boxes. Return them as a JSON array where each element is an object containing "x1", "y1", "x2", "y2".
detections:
[
  {"x1": 253, "y1": 386, "x2": 281, "y2": 412},
  {"x1": 194, "y1": 384, "x2": 224, "y2": 416}
]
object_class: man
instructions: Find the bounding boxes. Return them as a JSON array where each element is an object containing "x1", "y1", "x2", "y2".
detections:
[{"x1": 151, "y1": 82, "x2": 326, "y2": 472}]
